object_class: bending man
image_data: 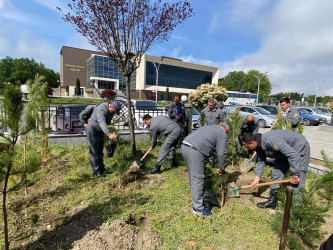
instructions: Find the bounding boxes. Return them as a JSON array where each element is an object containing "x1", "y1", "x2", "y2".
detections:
[
  {"x1": 86, "y1": 101, "x2": 122, "y2": 177},
  {"x1": 181, "y1": 123, "x2": 229, "y2": 216},
  {"x1": 142, "y1": 115, "x2": 182, "y2": 174},
  {"x1": 241, "y1": 130, "x2": 310, "y2": 209}
]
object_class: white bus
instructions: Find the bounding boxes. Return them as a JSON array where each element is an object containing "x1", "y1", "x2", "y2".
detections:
[{"x1": 224, "y1": 91, "x2": 257, "y2": 106}]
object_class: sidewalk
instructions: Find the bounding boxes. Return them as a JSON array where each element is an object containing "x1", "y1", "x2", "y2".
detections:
[{"x1": 259, "y1": 126, "x2": 333, "y2": 160}]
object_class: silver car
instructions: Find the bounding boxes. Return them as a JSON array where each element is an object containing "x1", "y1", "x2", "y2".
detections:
[{"x1": 239, "y1": 106, "x2": 276, "y2": 128}]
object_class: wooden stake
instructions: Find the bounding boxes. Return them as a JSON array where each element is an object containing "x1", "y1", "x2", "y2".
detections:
[{"x1": 279, "y1": 186, "x2": 294, "y2": 250}]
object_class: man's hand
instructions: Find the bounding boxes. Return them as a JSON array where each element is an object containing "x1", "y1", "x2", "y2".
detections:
[
  {"x1": 250, "y1": 176, "x2": 261, "y2": 188},
  {"x1": 149, "y1": 145, "x2": 154, "y2": 151},
  {"x1": 290, "y1": 175, "x2": 300, "y2": 184},
  {"x1": 175, "y1": 115, "x2": 180, "y2": 120},
  {"x1": 217, "y1": 169, "x2": 224, "y2": 175},
  {"x1": 83, "y1": 123, "x2": 88, "y2": 128},
  {"x1": 109, "y1": 134, "x2": 117, "y2": 140}
]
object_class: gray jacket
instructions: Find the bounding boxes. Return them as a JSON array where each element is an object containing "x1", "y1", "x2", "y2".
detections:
[
  {"x1": 201, "y1": 106, "x2": 226, "y2": 126},
  {"x1": 284, "y1": 107, "x2": 301, "y2": 130},
  {"x1": 167, "y1": 102, "x2": 186, "y2": 125},
  {"x1": 149, "y1": 116, "x2": 179, "y2": 147},
  {"x1": 183, "y1": 125, "x2": 228, "y2": 170},
  {"x1": 88, "y1": 102, "x2": 114, "y2": 136},
  {"x1": 255, "y1": 130, "x2": 309, "y2": 177},
  {"x1": 80, "y1": 105, "x2": 97, "y2": 124}
]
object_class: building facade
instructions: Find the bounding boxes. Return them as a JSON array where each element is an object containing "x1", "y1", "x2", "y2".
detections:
[{"x1": 60, "y1": 46, "x2": 219, "y2": 100}]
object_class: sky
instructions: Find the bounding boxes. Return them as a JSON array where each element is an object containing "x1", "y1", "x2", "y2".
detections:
[{"x1": 0, "y1": 0, "x2": 333, "y2": 97}]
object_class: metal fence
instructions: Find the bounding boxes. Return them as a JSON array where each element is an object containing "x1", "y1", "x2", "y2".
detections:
[{"x1": 46, "y1": 102, "x2": 194, "y2": 132}]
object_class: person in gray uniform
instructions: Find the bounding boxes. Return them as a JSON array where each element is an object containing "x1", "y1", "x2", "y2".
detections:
[
  {"x1": 280, "y1": 97, "x2": 301, "y2": 131},
  {"x1": 142, "y1": 114, "x2": 182, "y2": 174},
  {"x1": 240, "y1": 114, "x2": 259, "y2": 135},
  {"x1": 201, "y1": 98, "x2": 226, "y2": 126},
  {"x1": 86, "y1": 101, "x2": 122, "y2": 177},
  {"x1": 241, "y1": 130, "x2": 310, "y2": 209},
  {"x1": 167, "y1": 94, "x2": 187, "y2": 166},
  {"x1": 80, "y1": 104, "x2": 97, "y2": 128},
  {"x1": 181, "y1": 122, "x2": 229, "y2": 216}
]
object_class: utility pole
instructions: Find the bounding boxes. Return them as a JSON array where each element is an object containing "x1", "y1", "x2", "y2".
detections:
[
  {"x1": 254, "y1": 71, "x2": 268, "y2": 105},
  {"x1": 152, "y1": 56, "x2": 165, "y2": 103}
]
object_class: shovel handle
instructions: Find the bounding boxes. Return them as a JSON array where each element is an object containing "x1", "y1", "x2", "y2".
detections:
[
  {"x1": 140, "y1": 147, "x2": 152, "y2": 161},
  {"x1": 269, "y1": 118, "x2": 278, "y2": 131},
  {"x1": 241, "y1": 179, "x2": 291, "y2": 189}
]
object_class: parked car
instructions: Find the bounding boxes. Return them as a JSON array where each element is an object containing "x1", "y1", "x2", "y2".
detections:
[
  {"x1": 317, "y1": 107, "x2": 330, "y2": 114},
  {"x1": 239, "y1": 106, "x2": 276, "y2": 128},
  {"x1": 53, "y1": 104, "x2": 88, "y2": 130},
  {"x1": 295, "y1": 108, "x2": 325, "y2": 126},
  {"x1": 131, "y1": 100, "x2": 166, "y2": 128},
  {"x1": 192, "y1": 107, "x2": 200, "y2": 130},
  {"x1": 299, "y1": 107, "x2": 330, "y2": 124},
  {"x1": 257, "y1": 105, "x2": 278, "y2": 115}
]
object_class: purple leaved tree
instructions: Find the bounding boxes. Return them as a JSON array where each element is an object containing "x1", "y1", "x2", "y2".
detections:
[{"x1": 58, "y1": 0, "x2": 194, "y2": 154}]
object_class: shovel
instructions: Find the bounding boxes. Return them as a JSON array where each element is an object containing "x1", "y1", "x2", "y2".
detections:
[
  {"x1": 130, "y1": 147, "x2": 152, "y2": 169},
  {"x1": 228, "y1": 179, "x2": 291, "y2": 198},
  {"x1": 240, "y1": 118, "x2": 278, "y2": 172}
]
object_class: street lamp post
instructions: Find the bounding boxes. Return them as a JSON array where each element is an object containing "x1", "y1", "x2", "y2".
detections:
[
  {"x1": 312, "y1": 82, "x2": 318, "y2": 107},
  {"x1": 152, "y1": 56, "x2": 165, "y2": 103},
  {"x1": 254, "y1": 71, "x2": 268, "y2": 105}
]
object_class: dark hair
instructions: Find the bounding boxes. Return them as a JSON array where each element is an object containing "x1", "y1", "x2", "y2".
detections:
[
  {"x1": 142, "y1": 114, "x2": 152, "y2": 121},
  {"x1": 280, "y1": 97, "x2": 291, "y2": 104},
  {"x1": 241, "y1": 133, "x2": 257, "y2": 144},
  {"x1": 174, "y1": 94, "x2": 181, "y2": 99}
]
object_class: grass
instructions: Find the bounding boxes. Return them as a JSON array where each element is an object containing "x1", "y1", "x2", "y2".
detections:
[
  {"x1": 49, "y1": 97, "x2": 104, "y2": 105},
  {"x1": 1, "y1": 139, "x2": 329, "y2": 249}
]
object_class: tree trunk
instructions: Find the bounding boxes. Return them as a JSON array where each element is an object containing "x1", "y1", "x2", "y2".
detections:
[
  {"x1": 2, "y1": 158, "x2": 12, "y2": 250},
  {"x1": 330, "y1": 112, "x2": 333, "y2": 126},
  {"x1": 125, "y1": 75, "x2": 136, "y2": 155}
]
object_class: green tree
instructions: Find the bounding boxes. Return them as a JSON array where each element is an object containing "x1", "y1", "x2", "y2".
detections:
[
  {"x1": 218, "y1": 70, "x2": 271, "y2": 102},
  {"x1": 75, "y1": 78, "x2": 81, "y2": 96},
  {"x1": 0, "y1": 84, "x2": 36, "y2": 250},
  {"x1": 244, "y1": 70, "x2": 271, "y2": 102},
  {"x1": 27, "y1": 74, "x2": 51, "y2": 155},
  {"x1": 165, "y1": 87, "x2": 169, "y2": 101},
  {"x1": 0, "y1": 57, "x2": 60, "y2": 91},
  {"x1": 58, "y1": 0, "x2": 194, "y2": 155},
  {"x1": 218, "y1": 71, "x2": 246, "y2": 91}
]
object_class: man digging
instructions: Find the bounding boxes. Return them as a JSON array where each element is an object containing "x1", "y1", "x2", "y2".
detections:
[
  {"x1": 181, "y1": 122, "x2": 229, "y2": 216},
  {"x1": 241, "y1": 130, "x2": 310, "y2": 209},
  {"x1": 142, "y1": 115, "x2": 182, "y2": 174}
]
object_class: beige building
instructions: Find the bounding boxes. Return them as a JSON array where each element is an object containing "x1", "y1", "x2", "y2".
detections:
[{"x1": 59, "y1": 46, "x2": 219, "y2": 100}]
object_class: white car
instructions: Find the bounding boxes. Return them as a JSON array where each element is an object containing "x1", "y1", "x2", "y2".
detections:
[
  {"x1": 239, "y1": 106, "x2": 276, "y2": 128},
  {"x1": 131, "y1": 100, "x2": 166, "y2": 128},
  {"x1": 300, "y1": 107, "x2": 330, "y2": 124}
]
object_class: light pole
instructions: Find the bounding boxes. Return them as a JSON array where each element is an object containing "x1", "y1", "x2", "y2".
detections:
[
  {"x1": 152, "y1": 56, "x2": 165, "y2": 103},
  {"x1": 254, "y1": 71, "x2": 268, "y2": 105},
  {"x1": 312, "y1": 81, "x2": 326, "y2": 107}
]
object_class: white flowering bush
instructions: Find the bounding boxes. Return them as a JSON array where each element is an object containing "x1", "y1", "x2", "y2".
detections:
[
  {"x1": 188, "y1": 83, "x2": 228, "y2": 109},
  {"x1": 327, "y1": 99, "x2": 333, "y2": 112}
]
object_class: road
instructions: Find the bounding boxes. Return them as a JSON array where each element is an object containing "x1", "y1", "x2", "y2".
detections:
[{"x1": 259, "y1": 125, "x2": 333, "y2": 160}]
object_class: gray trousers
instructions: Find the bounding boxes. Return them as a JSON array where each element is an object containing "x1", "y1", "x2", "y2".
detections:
[
  {"x1": 169, "y1": 124, "x2": 185, "y2": 160},
  {"x1": 86, "y1": 125, "x2": 106, "y2": 174},
  {"x1": 157, "y1": 126, "x2": 182, "y2": 165},
  {"x1": 181, "y1": 144, "x2": 206, "y2": 210},
  {"x1": 270, "y1": 142, "x2": 310, "y2": 199}
]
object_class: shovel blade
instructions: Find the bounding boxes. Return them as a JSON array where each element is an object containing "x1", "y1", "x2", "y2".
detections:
[
  {"x1": 130, "y1": 160, "x2": 142, "y2": 169},
  {"x1": 240, "y1": 159, "x2": 254, "y2": 172}
]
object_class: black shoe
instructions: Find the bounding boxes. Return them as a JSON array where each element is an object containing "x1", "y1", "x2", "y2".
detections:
[
  {"x1": 102, "y1": 169, "x2": 112, "y2": 175},
  {"x1": 166, "y1": 159, "x2": 178, "y2": 168},
  {"x1": 147, "y1": 164, "x2": 161, "y2": 174},
  {"x1": 257, "y1": 189, "x2": 278, "y2": 209},
  {"x1": 93, "y1": 171, "x2": 106, "y2": 178}
]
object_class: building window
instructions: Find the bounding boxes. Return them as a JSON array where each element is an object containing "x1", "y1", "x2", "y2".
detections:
[{"x1": 146, "y1": 62, "x2": 213, "y2": 89}]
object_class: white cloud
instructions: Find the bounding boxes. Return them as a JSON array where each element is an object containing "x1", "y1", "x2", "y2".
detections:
[
  {"x1": 0, "y1": 23, "x2": 59, "y2": 71},
  {"x1": 217, "y1": 0, "x2": 333, "y2": 96}
]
